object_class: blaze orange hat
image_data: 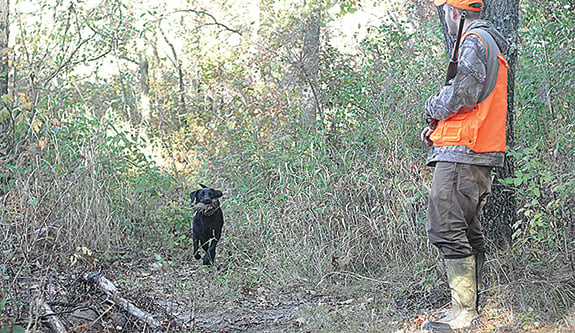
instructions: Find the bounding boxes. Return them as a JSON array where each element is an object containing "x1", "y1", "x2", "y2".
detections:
[{"x1": 434, "y1": 0, "x2": 483, "y2": 11}]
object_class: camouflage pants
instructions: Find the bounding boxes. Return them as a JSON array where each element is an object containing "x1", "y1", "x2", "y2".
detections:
[{"x1": 426, "y1": 162, "x2": 492, "y2": 259}]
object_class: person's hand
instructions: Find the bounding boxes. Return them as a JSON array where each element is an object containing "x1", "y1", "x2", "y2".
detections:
[{"x1": 421, "y1": 127, "x2": 435, "y2": 147}]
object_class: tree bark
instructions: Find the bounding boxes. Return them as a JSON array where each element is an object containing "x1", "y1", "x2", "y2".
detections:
[
  {"x1": 480, "y1": 0, "x2": 519, "y2": 251},
  {"x1": 136, "y1": 11, "x2": 150, "y2": 126},
  {"x1": 139, "y1": 52, "x2": 150, "y2": 125},
  {"x1": 299, "y1": 9, "x2": 321, "y2": 131}
]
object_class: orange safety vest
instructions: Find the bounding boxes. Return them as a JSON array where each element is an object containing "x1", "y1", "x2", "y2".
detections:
[{"x1": 430, "y1": 30, "x2": 509, "y2": 153}]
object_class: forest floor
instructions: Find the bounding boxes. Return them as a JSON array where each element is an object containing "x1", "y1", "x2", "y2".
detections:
[{"x1": 16, "y1": 249, "x2": 574, "y2": 333}]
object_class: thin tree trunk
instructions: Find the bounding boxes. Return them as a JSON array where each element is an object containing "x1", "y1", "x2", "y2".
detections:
[
  {"x1": 35, "y1": 298, "x2": 68, "y2": 333},
  {"x1": 139, "y1": 52, "x2": 150, "y2": 125},
  {"x1": 158, "y1": 25, "x2": 186, "y2": 115},
  {"x1": 299, "y1": 9, "x2": 321, "y2": 131},
  {"x1": 136, "y1": 12, "x2": 150, "y2": 126}
]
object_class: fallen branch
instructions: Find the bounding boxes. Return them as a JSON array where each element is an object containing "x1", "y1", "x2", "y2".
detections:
[
  {"x1": 84, "y1": 272, "x2": 162, "y2": 331},
  {"x1": 36, "y1": 298, "x2": 68, "y2": 333}
]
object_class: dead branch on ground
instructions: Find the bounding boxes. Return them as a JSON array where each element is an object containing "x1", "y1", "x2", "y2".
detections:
[
  {"x1": 35, "y1": 298, "x2": 68, "y2": 333},
  {"x1": 84, "y1": 272, "x2": 163, "y2": 331}
]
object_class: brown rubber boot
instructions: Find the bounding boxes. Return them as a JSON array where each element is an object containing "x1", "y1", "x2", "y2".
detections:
[{"x1": 422, "y1": 256, "x2": 479, "y2": 332}]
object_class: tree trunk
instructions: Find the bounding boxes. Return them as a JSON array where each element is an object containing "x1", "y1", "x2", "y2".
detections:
[
  {"x1": 136, "y1": 11, "x2": 150, "y2": 126},
  {"x1": 436, "y1": 0, "x2": 519, "y2": 250},
  {"x1": 480, "y1": 0, "x2": 519, "y2": 250},
  {"x1": 0, "y1": 0, "x2": 10, "y2": 159},
  {"x1": 299, "y1": 9, "x2": 321, "y2": 131},
  {"x1": 139, "y1": 52, "x2": 150, "y2": 125},
  {"x1": 158, "y1": 25, "x2": 186, "y2": 116}
]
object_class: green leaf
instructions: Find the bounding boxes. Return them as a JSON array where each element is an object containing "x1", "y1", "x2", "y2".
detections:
[
  {"x1": 533, "y1": 187, "x2": 541, "y2": 197},
  {"x1": 1, "y1": 94, "x2": 13, "y2": 104},
  {"x1": 0, "y1": 108, "x2": 9, "y2": 123}
]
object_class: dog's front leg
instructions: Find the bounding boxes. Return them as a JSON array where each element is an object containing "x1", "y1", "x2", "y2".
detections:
[
  {"x1": 193, "y1": 238, "x2": 201, "y2": 260},
  {"x1": 203, "y1": 239, "x2": 218, "y2": 265}
]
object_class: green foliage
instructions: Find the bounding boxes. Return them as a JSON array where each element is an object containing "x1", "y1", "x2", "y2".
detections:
[
  {"x1": 510, "y1": 0, "x2": 575, "y2": 261},
  {"x1": 321, "y1": 10, "x2": 441, "y2": 153},
  {"x1": 503, "y1": 145, "x2": 575, "y2": 253},
  {"x1": 516, "y1": 1, "x2": 575, "y2": 141},
  {"x1": 0, "y1": 89, "x2": 190, "y2": 253}
]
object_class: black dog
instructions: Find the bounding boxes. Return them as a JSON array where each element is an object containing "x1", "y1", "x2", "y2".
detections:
[{"x1": 190, "y1": 184, "x2": 224, "y2": 265}]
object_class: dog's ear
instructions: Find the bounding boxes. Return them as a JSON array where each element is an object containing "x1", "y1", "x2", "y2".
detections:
[
  {"x1": 214, "y1": 190, "x2": 223, "y2": 198},
  {"x1": 199, "y1": 183, "x2": 207, "y2": 188},
  {"x1": 190, "y1": 190, "x2": 198, "y2": 203}
]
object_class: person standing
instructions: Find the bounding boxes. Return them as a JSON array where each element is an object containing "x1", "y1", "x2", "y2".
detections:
[{"x1": 421, "y1": 0, "x2": 509, "y2": 331}]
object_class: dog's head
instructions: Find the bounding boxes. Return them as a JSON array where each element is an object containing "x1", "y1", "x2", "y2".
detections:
[{"x1": 190, "y1": 184, "x2": 222, "y2": 215}]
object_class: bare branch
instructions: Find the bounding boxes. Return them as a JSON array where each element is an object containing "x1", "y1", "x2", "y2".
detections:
[{"x1": 172, "y1": 9, "x2": 242, "y2": 35}]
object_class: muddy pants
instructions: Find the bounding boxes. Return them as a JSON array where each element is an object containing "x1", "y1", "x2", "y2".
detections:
[{"x1": 426, "y1": 162, "x2": 492, "y2": 259}]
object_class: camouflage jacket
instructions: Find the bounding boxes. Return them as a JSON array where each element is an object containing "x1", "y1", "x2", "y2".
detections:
[{"x1": 425, "y1": 20, "x2": 509, "y2": 167}]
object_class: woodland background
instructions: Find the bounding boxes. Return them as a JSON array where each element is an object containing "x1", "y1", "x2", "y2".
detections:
[{"x1": 0, "y1": 0, "x2": 574, "y2": 332}]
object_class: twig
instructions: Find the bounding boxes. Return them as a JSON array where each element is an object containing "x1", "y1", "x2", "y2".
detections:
[{"x1": 85, "y1": 302, "x2": 115, "y2": 331}]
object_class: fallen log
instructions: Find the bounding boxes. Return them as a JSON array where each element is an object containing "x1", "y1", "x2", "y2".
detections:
[
  {"x1": 84, "y1": 272, "x2": 162, "y2": 331},
  {"x1": 36, "y1": 298, "x2": 67, "y2": 333}
]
